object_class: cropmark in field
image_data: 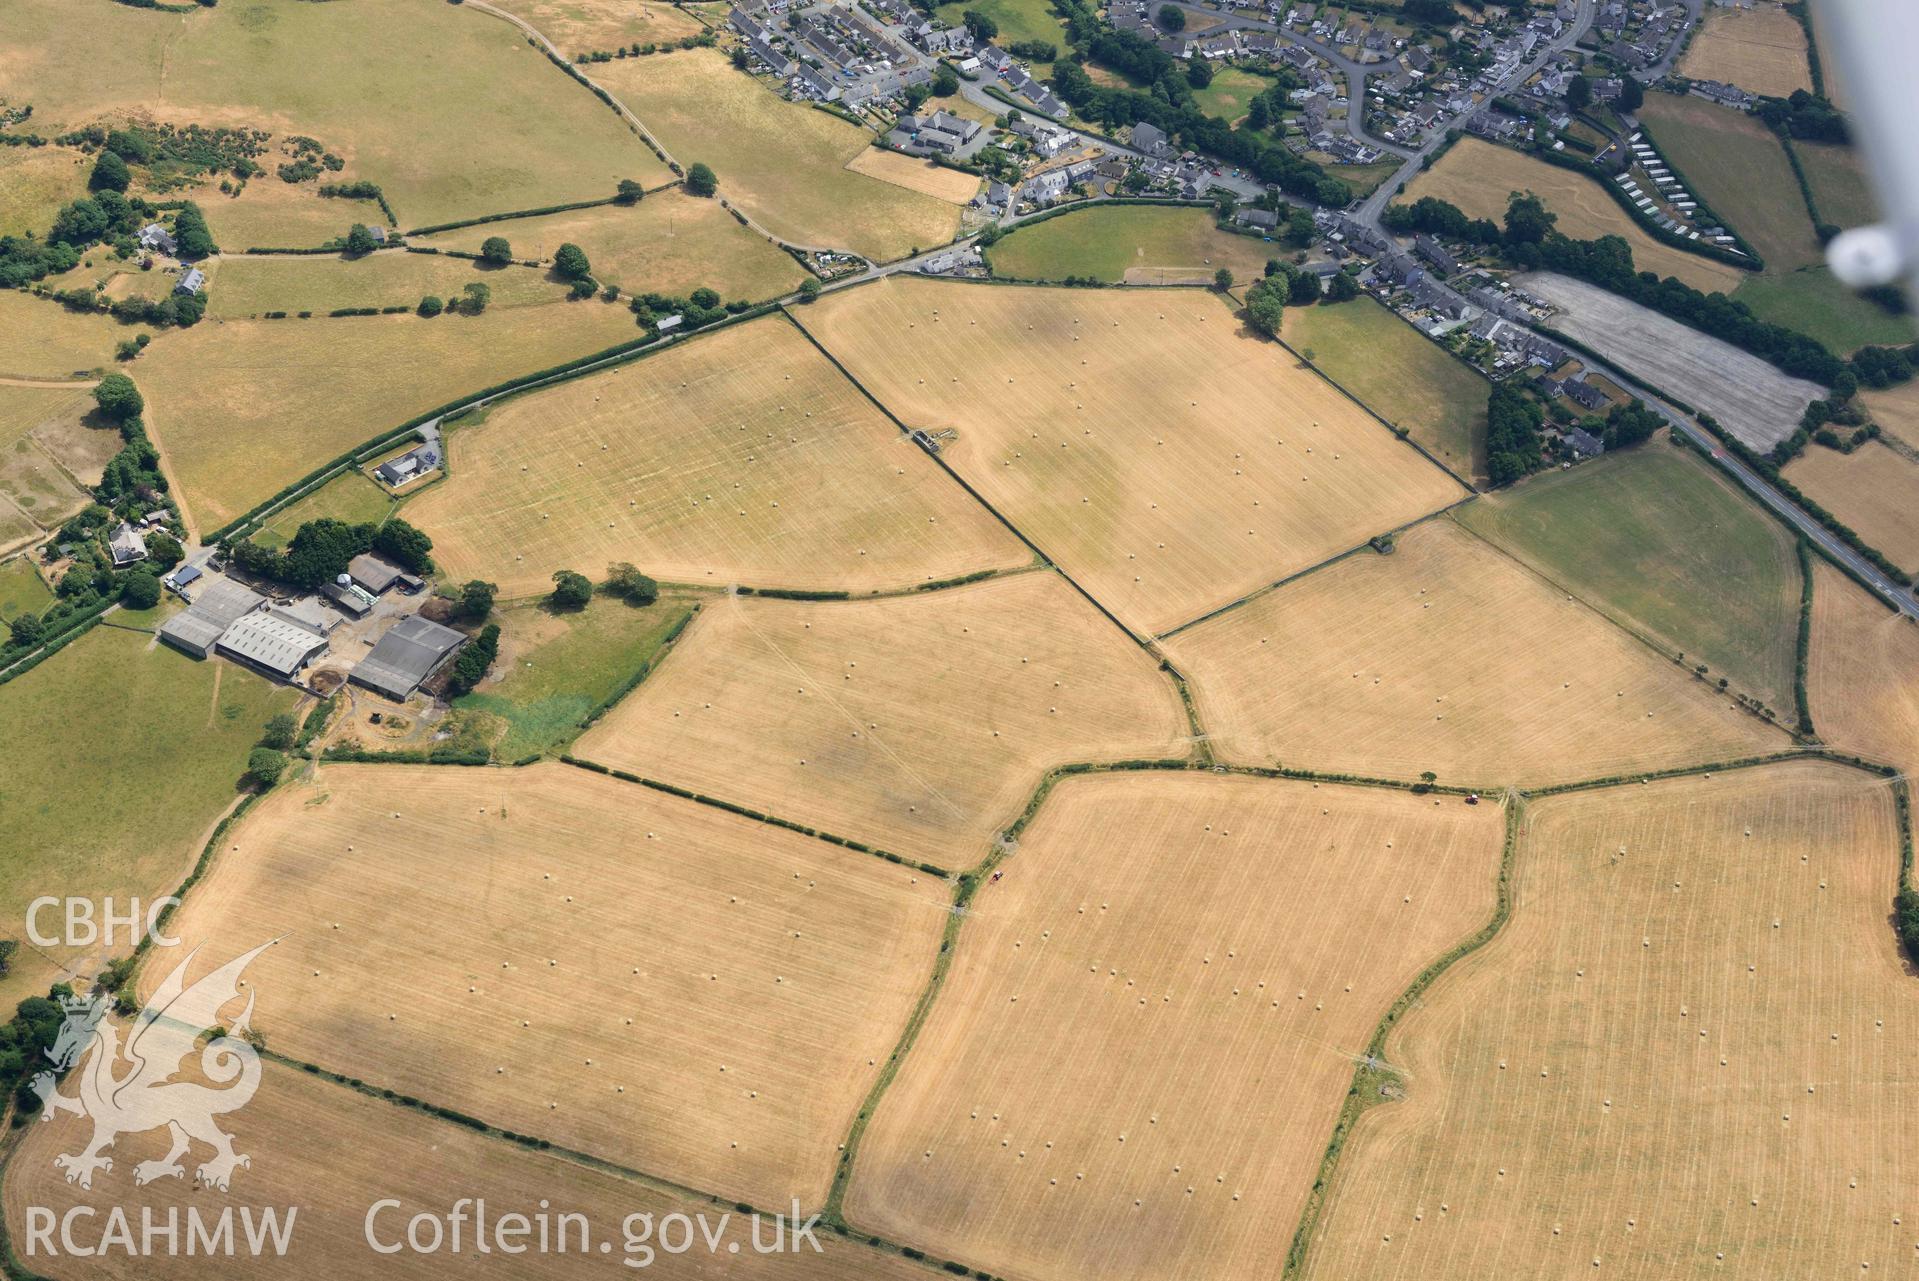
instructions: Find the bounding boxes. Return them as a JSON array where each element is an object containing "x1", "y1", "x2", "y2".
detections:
[
  {"x1": 846, "y1": 770, "x2": 1506, "y2": 1281},
  {"x1": 409, "y1": 313, "x2": 1029, "y2": 599},
  {"x1": 798, "y1": 277, "x2": 1465, "y2": 636},
  {"x1": 575, "y1": 571, "x2": 1189, "y2": 868},
  {"x1": 1299, "y1": 759, "x2": 1918, "y2": 1281},
  {"x1": 1163, "y1": 519, "x2": 1786, "y2": 787},
  {"x1": 149, "y1": 762, "x2": 945, "y2": 1210}
]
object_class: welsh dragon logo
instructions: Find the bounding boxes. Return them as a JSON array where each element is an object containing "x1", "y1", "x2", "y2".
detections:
[{"x1": 31, "y1": 941, "x2": 274, "y2": 1192}]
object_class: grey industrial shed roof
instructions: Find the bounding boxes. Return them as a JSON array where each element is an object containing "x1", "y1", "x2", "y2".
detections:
[
  {"x1": 157, "y1": 578, "x2": 266, "y2": 658},
  {"x1": 350, "y1": 615, "x2": 466, "y2": 700},
  {"x1": 158, "y1": 611, "x2": 227, "y2": 658},
  {"x1": 348, "y1": 553, "x2": 405, "y2": 595},
  {"x1": 217, "y1": 612, "x2": 328, "y2": 678}
]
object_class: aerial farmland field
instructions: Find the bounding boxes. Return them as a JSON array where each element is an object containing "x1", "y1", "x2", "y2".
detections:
[
  {"x1": 0, "y1": 0, "x2": 672, "y2": 229},
  {"x1": 416, "y1": 191, "x2": 810, "y2": 301},
  {"x1": 1455, "y1": 438, "x2": 1803, "y2": 711},
  {"x1": 208, "y1": 252, "x2": 571, "y2": 319},
  {"x1": 575, "y1": 572, "x2": 1189, "y2": 868},
  {"x1": 1281, "y1": 296, "x2": 1490, "y2": 482},
  {"x1": 843, "y1": 148, "x2": 983, "y2": 204},
  {"x1": 408, "y1": 313, "x2": 1028, "y2": 599},
  {"x1": 135, "y1": 300, "x2": 639, "y2": 533},
  {"x1": 1785, "y1": 442, "x2": 1919, "y2": 573},
  {"x1": 5, "y1": 1057, "x2": 935, "y2": 1281},
  {"x1": 1806, "y1": 559, "x2": 1919, "y2": 773},
  {"x1": 984, "y1": 204, "x2": 1286, "y2": 284},
  {"x1": 487, "y1": 0, "x2": 708, "y2": 55},
  {"x1": 846, "y1": 770, "x2": 1506, "y2": 1281},
  {"x1": 0, "y1": 145, "x2": 88, "y2": 238},
  {"x1": 596, "y1": 50, "x2": 963, "y2": 262},
  {"x1": 1675, "y1": 2, "x2": 1812, "y2": 100},
  {"x1": 1299, "y1": 759, "x2": 1914, "y2": 1281},
  {"x1": 0, "y1": 293, "x2": 129, "y2": 380},
  {"x1": 799, "y1": 277, "x2": 1465, "y2": 636},
  {"x1": 1397, "y1": 138, "x2": 1745, "y2": 293},
  {"x1": 150, "y1": 762, "x2": 947, "y2": 1210},
  {"x1": 1164, "y1": 519, "x2": 1783, "y2": 787},
  {"x1": 0, "y1": 624, "x2": 294, "y2": 1007}
]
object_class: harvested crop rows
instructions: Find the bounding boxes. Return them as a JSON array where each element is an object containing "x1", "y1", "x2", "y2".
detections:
[
  {"x1": 1517, "y1": 271, "x2": 1823, "y2": 451},
  {"x1": 152, "y1": 763, "x2": 946, "y2": 1210},
  {"x1": 1784, "y1": 442, "x2": 1919, "y2": 572},
  {"x1": 985, "y1": 204, "x2": 1287, "y2": 285},
  {"x1": 1300, "y1": 759, "x2": 1917, "y2": 1281},
  {"x1": 1163, "y1": 519, "x2": 1785, "y2": 787},
  {"x1": 799, "y1": 277, "x2": 1464, "y2": 636},
  {"x1": 1806, "y1": 559, "x2": 1919, "y2": 774},
  {"x1": 5, "y1": 1057, "x2": 933, "y2": 1281},
  {"x1": 576, "y1": 572, "x2": 1189, "y2": 868},
  {"x1": 1675, "y1": 2, "x2": 1812, "y2": 100},
  {"x1": 138, "y1": 302, "x2": 639, "y2": 533},
  {"x1": 847, "y1": 770, "x2": 1506, "y2": 1281},
  {"x1": 409, "y1": 314, "x2": 1028, "y2": 598}
]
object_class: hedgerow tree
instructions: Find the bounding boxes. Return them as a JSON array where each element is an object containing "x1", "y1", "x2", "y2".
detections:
[
  {"x1": 445, "y1": 623, "x2": 500, "y2": 695},
  {"x1": 247, "y1": 748, "x2": 287, "y2": 789},
  {"x1": 554, "y1": 242, "x2": 592, "y2": 280},
  {"x1": 1324, "y1": 269, "x2": 1359, "y2": 302},
  {"x1": 460, "y1": 579, "x2": 497, "y2": 620},
  {"x1": 480, "y1": 236, "x2": 513, "y2": 265},
  {"x1": 604, "y1": 562, "x2": 658, "y2": 605},
  {"x1": 685, "y1": 162, "x2": 717, "y2": 197},
  {"x1": 345, "y1": 223, "x2": 379, "y2": 256},
  {"x1": 261, "y1": 713, "x2": 298, "y2": 751},
  {"x1": 1213, "y1": 268, "x2": 1233, "y2": 293},
  {"x1": 616, "y1": 178, "x2": 646, "y2": 204},
  {"x1": 418, "y1": 294, "x2": 445, "y2": 317},
  {"x1": 93, "y1": 374, "x2": 143, "y2": 421},
  {"x1": 172, "y1": 203, "x2": 217, "y2": 258},
  {"x1": 1244, "y1": 276, "x2": 1285, "y2": 336},
  {"x1": 550, "y1": 569, "x2": 593, "y2": 611}
]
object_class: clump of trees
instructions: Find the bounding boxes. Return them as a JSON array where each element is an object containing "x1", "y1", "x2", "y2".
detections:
[
  {"x1": 479, "y1": 236, "x2": 513, "y2": 265},
  {"x1": 246, "y1": 747, "x2": 287, "y2": 789},
  {"x1": 445, "y1": 623, "x2": 500, "y2": 695},
  {"x1": 685, "y1": 162, "x2": 717, "y2": 197},
  {"x1": 1485, "y1": 382, "x2": 1545, "y2": 486},
  {"x1": 604, "y1": 562, "x2": 658, "y2": 605},
  {"x1": 554, "y1": 242, "x2": 592, "y2": 281},
  {"x1": 459, "y1": 579, "x2": 497, "y2": 620},
  {"x1": 226, "y1": 516, "x2": 434, "y2": 589},
  {"x1": 549, "y1": 569, "x2": 594, "y2": 611}
]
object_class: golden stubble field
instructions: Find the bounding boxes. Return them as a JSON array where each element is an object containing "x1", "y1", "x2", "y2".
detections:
[
  {"x1": 148, "y1": 763, "x2": 947, "y2": 1210},
  {"x1": 576, "y1": 571, "x2": 1189, "y2": 868},
  {"x1": 843, "y1": 148, "x2": 982, "y2": 204},
  {"x1": 846, "y1": 771, "x2": 1506, "y2": 1281},
  {"x1": 487, "y1": 0, "x2": 708, "y2": 54},
  {"x1": 409, "y1": 314, "x2": 1029, "y2": 598},
  {"x1": 1399, "y1": 138, "x2": 1745, "y2": 294},
  {"x1": 799, "y1": 278, "x2": 1465, "y2": 636},
  {"x1": 416, "y1": 191, "x2": 809, "y2": 302},
  {"x1": 1807, "y1": 559, "x2": 1919, "y2": 774},
  {"x1": 1163, "y1": 519, "x2": 1784, "y2": 786},
  {"x1": 1785, "y1": 442, "x2": 1919, "y2": 572},
  {"x1": 5, "y1": 1058, "x2": 935, "y2": 1281},
  {"x1": 136, "y1": 301, "x2": 639, "y2": 533},
  {"x1": 597, "y1": 50, "x2": 962, "y2": 262},
  {"x1": 1299, "y1": 759, "x2": 1917, "y2": 1281},
  {"x1": 1675, "y1": 2, "x2": 1812, "y2": 100}
]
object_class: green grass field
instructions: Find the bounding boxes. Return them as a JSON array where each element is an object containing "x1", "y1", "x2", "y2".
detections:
[
  {"x1": 986, "y1": 204, "x2": 1283, "y2": 284},
  {"x1": 254, "y1": 469, "x2": 395, "y2": 550},
  {"x1": 596, "y1": 49, "x2": 961, "y2": 262},
  {"x1": 1455, "y1": 437, "x2": 1801, "y2": 713},
  {"x1": 1638, "y1": 94, "x2": 1904, "y2": 351},
  {"x1": 454, "y1": 594, "x2": 698, "y2": 760},
  {"x1": 1325, "y1": 159, "x2": 1406, "y2": 199},
  {"x1": 0, "y1": 624, "x2": 296, "y2": 1005},
  {"x1": 935, "y1": 0, "x2": 1065, "y2": 51},
  {"x1": 0, "y1": 557, "x2": 51, "y2": 620},
  {"x1": 1796, "y1": 141, "x2": 1883, "y2": 230},
  {"x1": 0, "y1": 0, "x2": 671, "y2": 230},
  {"x1": 1638, "y1": 93, "x2": 1819, "y2": 271},
  {"x1": 1281, "y1": 296, "x2": 1489, "y2": 483},
  {"x1": 209, "y1": 252, "x2": 572, "y2": 319},
  {"x1": 1734, "y1": 266, "x2": 1915, "y2": 354},
  {"x1": 1190, "y1": 66, "x2": 1272, "y2": 122}
]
